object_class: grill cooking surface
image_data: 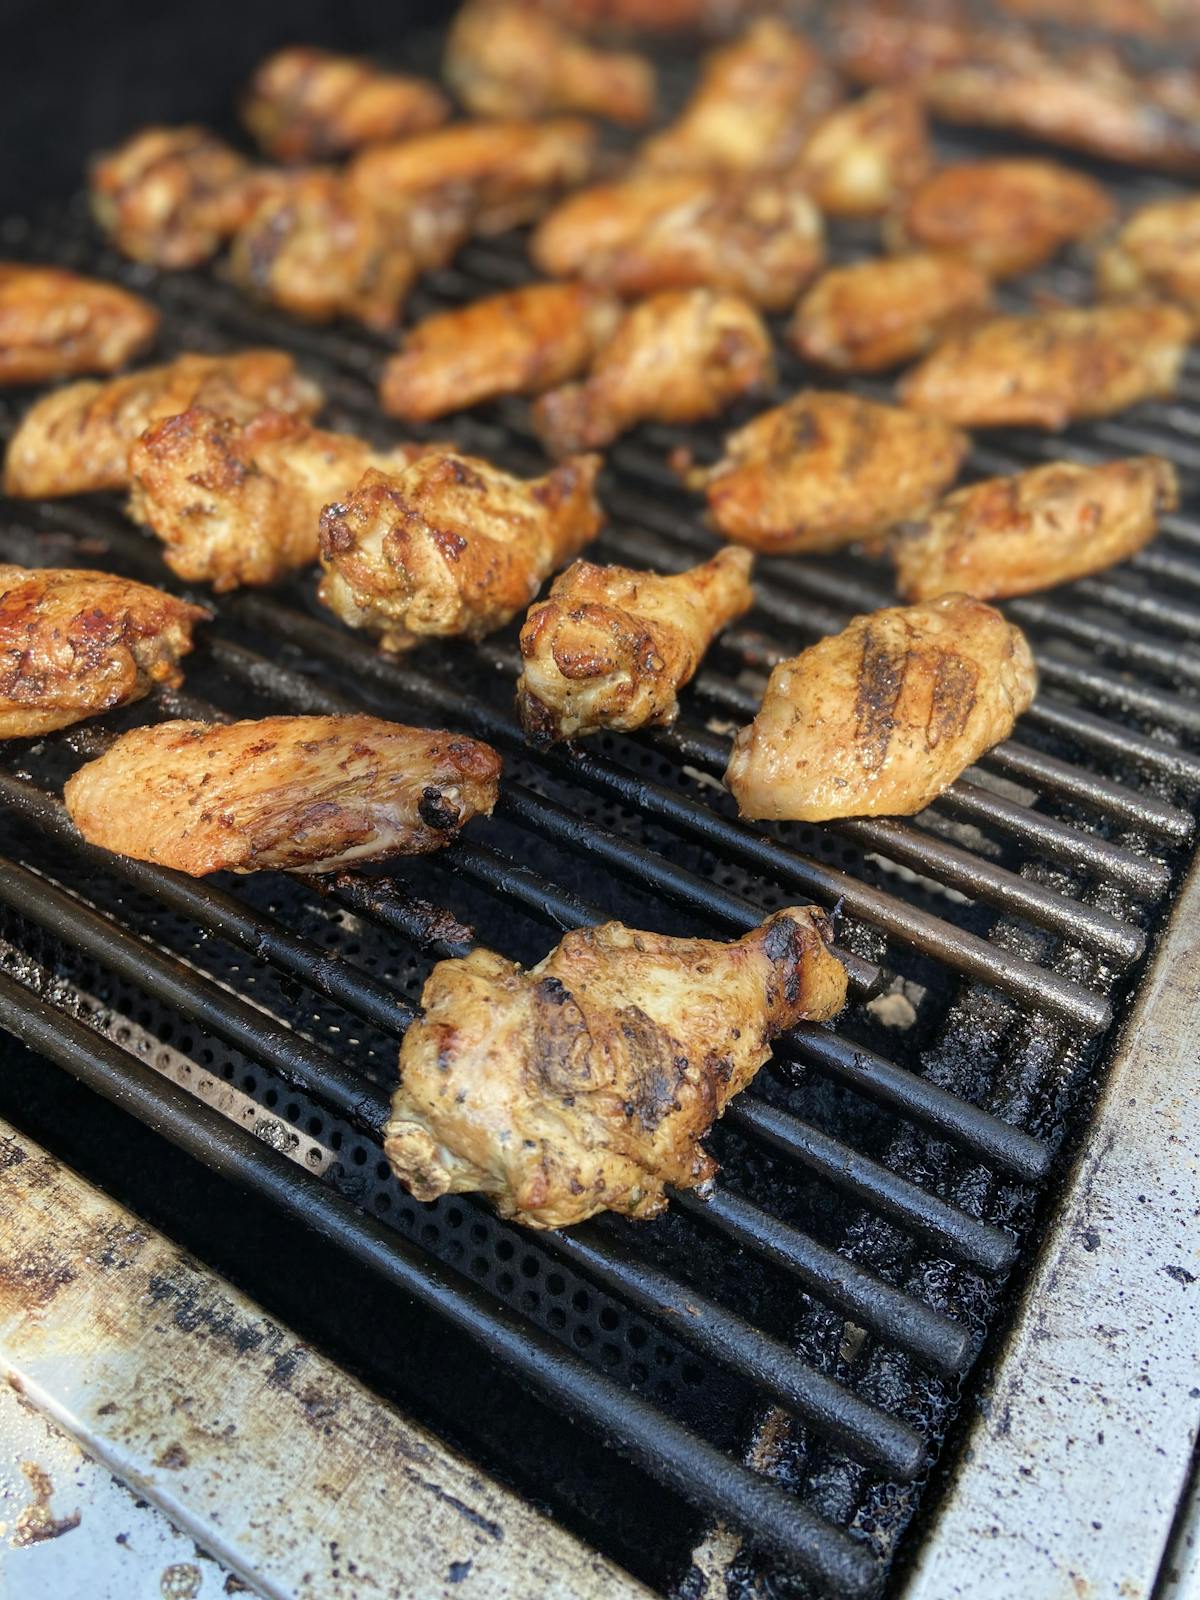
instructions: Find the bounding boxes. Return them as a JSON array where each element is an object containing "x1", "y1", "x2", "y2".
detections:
[{"x1": 2, "y1": 24, "x2": 1200, "y2": 1597}]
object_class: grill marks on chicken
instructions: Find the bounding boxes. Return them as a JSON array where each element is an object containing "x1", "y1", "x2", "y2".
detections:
[
  {"x1": 318, "y1": 450, "x2": 604, "y2": 653},
  {"x1": 532, "y1": 288, "x2": 772, "y2": 455},
  {"x1": 516, "y1": 547, "x2": 754, "y2": 744},
  {"x1": 384, "y1": 905, "x2": 848, "y2": 1228},
  {"x1": 795, "y1": 87, "x2": 932, "y2": 218},
  {"x1": 0, "y1": 566, "x2": 209, "y2": 738},
  {"x1": 0, "y1": 266, "x2": 159, "y2": 386},
  {"x1": 726, "y1": 594, "x2": 1037, "y2": 822},
  {"x1": 4, "y1": 349, "x2": 323, "y2": 500},
  {"x1": 1098, "y1": 195, "x2": 1200, "y2": 311},
  {"x1": 63, "y1": 714, "x2": 502, "y2": 876}
]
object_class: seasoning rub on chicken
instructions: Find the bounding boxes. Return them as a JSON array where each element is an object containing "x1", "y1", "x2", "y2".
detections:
[
  {"x1": 726, "y1": 594, "x2": 1037, "y2": 821},
  {"x1": 0, "y1": 566, "x2": 208, "y2": 738},
  {"x1": 517, "y1": 547, "x2": 754, "y2": 744},
  {"x1": 63, "y1": 714, "x2": 502, "y2": 876},
  {"x1": 1097, "y1": 194, "x2": 1200, "y2": 311},
  {"x1": 794, "y1": 87, "x2": 931, "y2": 218},
  {"x1": 0, "y1": 265, "x2": 159, "y2": 386},
  {"x1": 318, "y1": 450, "x2": 603, "y2": 653},
  {"x1": 384, "y1": 905, "x2": 848, "y2": 1228}
]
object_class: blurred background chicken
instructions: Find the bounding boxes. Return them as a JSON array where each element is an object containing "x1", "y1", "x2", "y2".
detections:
[{"x1": 0, "y1": 265, "x2": 159, "y2": 385}]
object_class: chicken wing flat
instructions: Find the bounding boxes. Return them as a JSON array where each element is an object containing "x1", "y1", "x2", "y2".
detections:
[
  {"x1": 885, "y1": 159, "x2": 1114, "y2": 281},
  {"x1": 1097, "y1": 195, "x2": 1200, "y2": 311},
  {"x1": 0, "y1": 265, "x2": 159, "y2": 386},
  {"x1": 127, "y1": 408, "x2": 432, "y2": 592},
  {"x1": 516, "y1": 546, "x2": 753, "y2": 743},
  {"x1": 242, "y1": 46, "x2": 449, "y2": 163},
  {"x1": 0, "y1": 566, "x2": 209, "y2": 738},
  {"x1": 892, "y1": 456, "x2": 1177, "y2": 602},
  {"x1": 318, "y1": 451, "x2": 603, "y2": 653},
  {"x1": 639, "y1": 17, "x2": 840, "y2": 176},
  {"x1": 384, "y1": 905, "x2": 848, "y2": 1228},
  {"x1": 380, "y1": 282, "x2": 621, "y2": 423},
  {"x1": 64, "y1": 714, "x2": 502, "y2": 876},
  {"x1": 726, "y1": 593, "x2": 1037, "y2": 821},
  {"x1": 795, "y1": 87, "x2": 931, "y2": 218},
  {"x1": 532, "y1": 288, "x2": 772, "y2": 456},
  {"x1": 682, "y1": 391, "x2": 969, "y2": 555},
  {"x1": 4, "y1": 349, "x2": 323, "y2": 500},
  {"x1": 446, "y1": 0, "x2": 656, "y2": 123},
  {"x1": 788, "y1": 252, "x2": 992, "y2": 374},
  {"x1": 898, "y1": 304, "x2": 1193, "y2": 430},
  {"x1": 530, "y1": 171, "x2": 824, "y2": 310}
]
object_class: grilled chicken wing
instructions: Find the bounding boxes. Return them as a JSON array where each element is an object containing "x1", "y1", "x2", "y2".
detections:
[
  {"x1": 898, "y1": 304, "x2": 1193, "y2": 429},
  {"x1": 681, "y1": 391, "x2": 968, "y2": 555},
  {"x1": 0, "y1": 566, "x2": 208, "y2": 738},
  {"x1": 726, "y1": 594, "x2": 1037, "y2": 821},
  {"x1": 4, "y1": 349, "x2": 322, "y2": 500},
  {"x1": 318, "y1": 451, "x2": 603, "y2": 653},
  {"x1": 64, "y1": 715, "x2": 502, "y2": 876},
  {"x1": 532, "y1": 288, "x2": 772, "y2": 455},
  {"x1": 788, "y1": 252, "x2": 992, "y2": 373},
  {"x1": 0, "y1": 265, "x2": 159, "y2": 386},
  {"x1": 516, "y1": 546, "x2": 753, "y2": 743},
  {"x1": 380, "y1": 282, "x2": 621, "y2": 423},
  {"x1": 446, "y1": 0, "x2": 656, "y2": 123},
  {"x1": 384, "y1": 905, "x2": 848, "y2": 1228},
  {"x1": 885, "y1": 159, "x2": 1114, "y2": 280},
  {"x1": 242, "y1": 46, "x2": 449, "y2": 162},
  {"x1": 127, "y1": 407, "x2": 432, "y2": 592},
  {"x1": 1098, "y1": 195, "x2": 1200, "y2": 310},
  {"x1": 830, "y1": 0, "x2": 973, "y2": 84},
  {"x1": 531, "y1": 171, "x2": 824, "y2": 310},
  {"x1": 892, "y1": 456, "x2": 1177, "y2": 602},
  {"x1": 795, "y1": 87, "x2": 931, "y2": 217}
]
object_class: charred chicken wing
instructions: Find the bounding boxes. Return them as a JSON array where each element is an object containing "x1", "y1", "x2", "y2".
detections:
[
  {"x1": 795, "y1": 87, "x2": 932, "y2": 218},
  {"x1": 1097, "y1": 195, "x2": 1200, "y2": 311},
  {"x1": 63, "y1": 714, "x2": 502, "y2": 875},
  {"x1": 0, "y1": 265, "x2": 159, "y2": 386},
  {"x1": 516, "y1": 546, "x2": 754, "y2": 743},
  {"x1": 384, "y1": 905, "x2": 848, "y2": 1228},
  {"x1": 0, "y1": 566, "x2": 208, "y2": 738},
  {"x1": 532, "y1": 288, "x2": 772, "y2": 455},
  {"x1": 318, "y1": 450, "x2": 603, "y2": 653},
  {"x1": 4, "y1": 349, "x2": 323, "y2": 499},
  {"x1": 726, "y1": 594, "x2": 1037, "y2": 821}
]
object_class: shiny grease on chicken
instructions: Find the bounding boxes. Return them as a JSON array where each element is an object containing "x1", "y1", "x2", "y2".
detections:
[{"x1": 0, "y1": 265, "x2": 159, "y2": 386}]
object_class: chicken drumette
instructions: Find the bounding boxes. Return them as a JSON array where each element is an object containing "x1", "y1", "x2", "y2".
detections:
[
  {"x1": 795, "y1": 87, "x2": 931, "y2": 217},
  {"x1": 0, "y1": 265, "x2": 159, "y2": 386},
  {"x1": 384, "y1": 905, "x2": 848, "y2": 1228},
  {"x1": 1097, "y1": 194, "x2": 1200, "y2": 311}
]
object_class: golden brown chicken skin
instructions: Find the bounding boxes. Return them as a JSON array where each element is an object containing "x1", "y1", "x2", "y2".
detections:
[
  {"x1": 892, "y1": 456, "x2": 1177, "y2": 602},
  {"x1": 898, "y1": 304, "x2": 1194, "y2": 430},
  {"x1": 531, "y1": 171, "x2": 824, "y2": 310},
  {"x1": 0, "y1": 266, "x2": 159, "y2": 386},
  {"x1": 795, "y1": 87, "x2": 931, "y2": 218},
  {"x1": 4, "y1": 349, "x2": 323, "y2": 500},
  {"x1": 681, "y1": 391, "x2": 969, "y2": 555},
  {"x1": 885, "y1": 160, "x2": 1115, "y2": 281},
  {"x1": 532, "y1": 288, "x2": 772, "y2": 456},
  {"x1": 726, "y1": 594, "x2": 1037, "y2": 822},
  {"x1": 318, "y1": 451, "x2": 604, "y2": 653},
  {"x1": 830, "y1": 0, "x2": 973, "y2": 84},
  {"x1": 1097, "y1": 195, "x2": 1200, "y2": 310},
  {"x1": 380, "y1": 282, "x2": 621, "y2": 423},
  {"x1": 0, "y1": 566, "x2": 209, "y2": 738},
  {"x1": 789, "y1": 252, "x2": 992, "y2": 374},
  {"x1": 517, "y1": 547, "x2": 754, "y2": 743},
  {"x1": 242, "y1": 46, "x2": 449, "y2": 163},
  {"x1": 446, "y1": 0, "x2": 656, "y2": 123},
  {"x1": 384, "y1": 905, "x2": 848, "y2": 1228},
  {"x1": 64, "y1": 714, "x2": 502, "y2": 876}
]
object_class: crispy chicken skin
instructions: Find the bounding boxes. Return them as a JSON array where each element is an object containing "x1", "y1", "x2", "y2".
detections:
[
  {"x1": 63, "y1": 715, "x2": 502, "y2": 876},
  {"x1": 4, "y1": 349, "x2": 323, "y2": 500},
  {"x1": 380, "y1": 282, "x2": 622, "y2": 423},
  {"x1": 726, "y1": 594, "x2": 1037, "y2": 822},
  {"x1": 516, "y1": 547, "x2": 754, "y2": 743},
  {"x1": 532, "y1": 288, "x2": 772, "y2": 455},
  {"x1": 885, "y1": 160, "x2": 1115, "y2": 280},
  {"x1": 318, "y1": 451, "x2": 604, "y2": 653},
  {"x1": 682, "y1": 391, "x2": 969, "y2": 555},
  {"x1": 0, "y1": 566, "x2": 209, "y2": 738},
  {"x1": 892, "y1": 457, "x2": 1177, "y2": 602},
  {"x1": 0, "y1": 266, "x2": 159, "y2": 386},
  {"x1": 531, "y1": 172, "x2": 824, "y2": 310},
  {"x1": 795, "y1": 88, "x2": 932, "y2": 218},
  {"x1": 446, "y1": 0, "x2": 656, "y2": 123},
  {"x1": 639, "y1": 17, "x2": 840, "y2": 176},
  {"x1": 127, "y1": 408, "x2": 433, "y2": 592},
  {"x1": 898, "y1": 304, "x2": 1193, "y2": 430},
  {"x1": 1097, "y1": 195, "x2": 1200, "y2": 310},
  {"x1": 242, "y1": 46, "x2": 449, "y2": 163},
  {"x1": 788, "y1": 253, "x2": 992, "y2": 374},
  {"x1": 384, "y1": 905, "x2": 848, "y2": 1228}
]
